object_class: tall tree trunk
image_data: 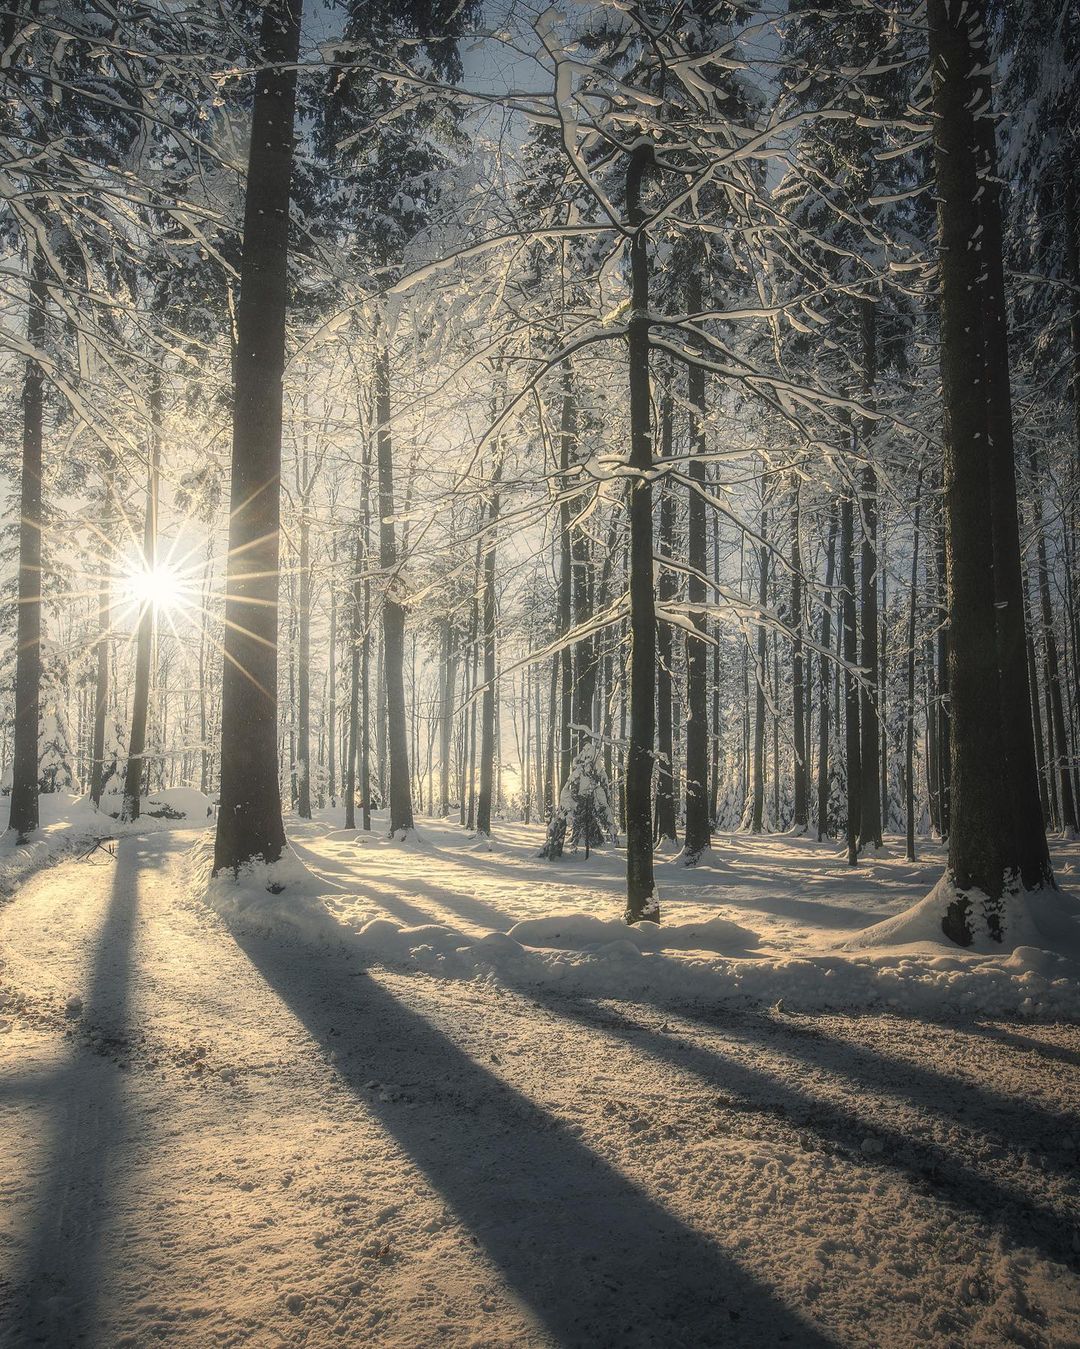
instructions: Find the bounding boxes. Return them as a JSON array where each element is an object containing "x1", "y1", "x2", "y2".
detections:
[
  {"x1": 327, "y1": 532, "x2": 337, "y2": 806},
  {"x1": 654, "y1": 389, "x2": 677, "y2": 843},
  {"x1": 439, "y1": 617, "x2": 456, "y2": 816},
  {"x1": 841, "y1": 490, "x2": 861, "y2": 865},
  {"x1": 929, "y1": 0, "x2": 1016, "y2": 937},
  {"x1": 345, "y1": 533, "x2": 361, "y2": 831},
  {"x1": 624, "y1": 144, "x2": 658, "y2": 923},
  {"x1": 751, "y1": 496, "x2": 768, "y2": 834},
  {"x1": 121, "y1": 377, "x2": 162, "y2": 823},
  {"x1": 817, "y1": 501, "x2": 838, "y2": 841},
  {"x1": 1029, "y1": 447, "x2": 1077, "y2": 832},
  {"x1": 973, "y1": 54, "x2": 1054, "y2": 885},
  {"x1": 296, "y1": 499, "x2": 312, "y2": 819},
  {"x1": 476, "y1": 467, "x2": 500, "y2": 835},
  {"x1": 9, "y1": 253, "x2": 47, "y2": 841},
  {"x1": 375, "y1": 331, "x2": 413, "y2": 836},
  {"x1": 790, "y1": 475, "x2": 807, "y2": 833},
  {"x1": 213, "y1": 0, "x2": 300, "y2": 874},
  {"x1": 558, "y1": 370, "x2": 574, "y2": 797},
  {"x1": 89, "y1": 464, "x2": 113, "y2": 810},
  {"x1": 934, "y1": 490, "x2": 951, "y2": 836},
  {"x1": 683, "y1": 272, "x2": 711, "y2": 859},
  {"x1": 905, "y1": 476, "x2": 923, "y2": 861}
]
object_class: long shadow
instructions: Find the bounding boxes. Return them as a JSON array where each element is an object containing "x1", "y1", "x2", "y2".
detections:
[
  {"x1": 230, "y1": 928, "x2": 836, "y2": 1348},
  {"x1": 7, "y1": 837, "x2": 142, "y2": 1347},
  {"x1": 964, "y1": 1020, "x2": 1080, "y2": 1068},
  {"x1": 379, "y1": 874, "x2": 518, "y2": 931},
  {"x1": 666, "y1": 997, "x2": 1080, "y2": 1183},
  {"x1": 508, "y1": 985, "x2": 1078, "y2": 1271}
]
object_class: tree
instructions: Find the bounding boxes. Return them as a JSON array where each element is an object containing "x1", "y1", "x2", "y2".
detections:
[
  {"x1": 928, "y1": 0, "x2": 1054, "y2": 942},
  {"x1": 213, "y1": 0, "x2": 302, "y2": 876}
]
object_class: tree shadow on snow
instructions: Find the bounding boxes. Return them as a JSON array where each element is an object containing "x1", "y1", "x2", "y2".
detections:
[
  {"x1": 229, "y1": 929, "x2": 837, "y2": 1348},
  {"x1": 7, "y1": 835, "x2": 144, "y2": 1347},
  {"x1": 508, "y1": 986, "x2": 1079, "y2": 1273}
]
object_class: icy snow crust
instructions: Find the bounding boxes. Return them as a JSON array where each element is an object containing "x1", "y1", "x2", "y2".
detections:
[{"x1": 198, "y1": 813, "x2": 1080, "y2": 1020}]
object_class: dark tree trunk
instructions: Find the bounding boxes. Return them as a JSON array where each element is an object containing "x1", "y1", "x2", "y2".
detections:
[
  {"x1": 655, "y1": 389, "x2": 677, "y2": 843},
  {"x1": 375, "y1": 333, "x2": 413, "y2": 836},
  {"x1": 476, "y1": 468, "x2": 499, "y2": 835},
  {"x1": 817, "y1": 501, "x2": 838, "y2": 841},
  {"x1": 790, "y1": 476, "x2": 807, "y2": 833},
  {"x1": 751, "y1": 497, "x2": 768, "y2": 835},
  {"x1": 296, "y1": 500, "x2": 312, "y2": 819},
  {"x1": 327, "y1": 533, "x2": 337, "y2": 806},
  {"x1": 213, "y1": 0, "x2": 300, "y2": 874},
  {"x1": 345, "y1": 533, "x2": 361, "y2": 831},
  {"x1": 121, "y1": 377, "x2": 162, "y2": 823},
  {"x1": 90, "y1": 464, "x2": 113, "y2": 809},
  {"x1": 683, "y1": 273, "x2": 711, "y2": 859},
  {"x1": 929, "y1": 0, "x2": 1013, "y2": 934},
  {"x1": 973, "y1": 59, "x2": 1054, "y2": 884},
  {"x1": 1029, "y1": 447, "x2": 1077, "y2": 832},
  {"x1": 841, "y1": 491, "x2": 861, "y2": 865},
  {"x1": 624, "y1": 144, "x2": 658, "y2": 923},
  {"x1": 439, "y1": 617, "x2": 456, "y2": 817},
  {"x1": 934, "y1": 491, "x2": 951, "y2": 836},
  {"x1": 905, "y1": 476, "x2": 923, "y2": 861},
  {"x1": 858, "y1": 465, "x2": 881, "y2": 849},
  {"x1": 558, "y1": 370, "x2": 574, "y2": 794},
  {"x1": 8, "y1": 254, "x2": 47, "y2": 841}
]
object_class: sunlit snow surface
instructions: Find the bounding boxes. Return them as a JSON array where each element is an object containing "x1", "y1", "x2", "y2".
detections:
[{"x1": 1, "y1": 808, "x2": 1079, "y2": 1346}]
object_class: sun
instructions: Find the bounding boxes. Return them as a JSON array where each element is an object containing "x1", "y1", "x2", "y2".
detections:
[{"x1": 124, "y1": 561, "x2": 186, "y2": 611}]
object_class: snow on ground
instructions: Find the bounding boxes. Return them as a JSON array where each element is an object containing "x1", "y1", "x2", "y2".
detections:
[
  {"x1": 2, "y1": 814, "x2": 1080, "y2": 1346},
  {"x1": 251, "y1": 812, "x2": 1080, "y2": 1019}
]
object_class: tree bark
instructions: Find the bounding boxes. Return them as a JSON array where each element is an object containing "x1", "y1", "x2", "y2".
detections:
[
  {"x1": 375, "y1": 330, "x2": 414, "y2": 836},
  {"x1": 751, "y1": 495, "x2": 768, "y2": 835},
  {"x1": 841, "y1": 490, "x2": 861, "y2": 865},
  {"x1": 624, "y1": 143, "x2": 658, "y2": 923},
  {"x1": 817, "y1": 501, "x2": 838, "y2": 841},
  {"x1": 905, "y1": 476, "x2": 922, "y2": 861},
  {"x1": 790, "y1": 475, "x2": 807, "y2": 833},
  {"x1": 8, "y1": 252, "x2": 47, "y2": 841},
  {"x1": 476, "y1": 466, "x2": 500, "y2": 835},
  {"x1": 683, "y1": 272, "x2": 711, "y2": 858},
  {"x1": 654, "y1": 389, "x2": 677, "y2": 843},
  {"x1": 929, "y1": 0, "x2": 1013, "y2": 934},
  {"x1": 121, "y1": 376, "x2": 162, "y2": 823},
  {"x1": 213, "y1": 0, "x2": 300, "y2": 874}
]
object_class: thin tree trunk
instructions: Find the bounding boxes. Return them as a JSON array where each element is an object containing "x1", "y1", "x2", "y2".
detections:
[
  {"x1": 905, "y1": 476, "x2": 923, "y2": 860},
  {"x1": 841, "y1": 490, "x2": 861, "y2": 865},
  {"x1": 751, "y1": 496, "x2": 768, "y2": 835},
  {"x1": 624, "y1": 144, "x2": 658, "y2": 922},
  {"x1": 817, "y1": 501, "x2": 839, "y2": 841},
  {"x1": 655, "y1": 389, "x2": 677, "y2": 843},
  {"x1": 476, "y1": 467, "x2": 500, "y2": 835},
  {"x1": 327, "y1": 532, "x2": 337, "y2": 806},
  {"x1": 9, "y1": 253, "x2": 46, "y2": 841},
  {"x1": 684, "y1": 270, "x2": 711, "y2": 858},
  {"x1": 121, "y1": 376, "x2": 162, "y2": 823},
  {"x1": 790, "y1": 475, "x2": 807, "y2": 833},
  {"x1": 375, "y1": 331, "x2": 413, "y2": 836}
]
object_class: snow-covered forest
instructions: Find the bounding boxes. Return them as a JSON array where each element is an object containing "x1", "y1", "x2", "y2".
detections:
[{"x1": 3, "y1": 1, "x2": 1080, "y2": 1345}]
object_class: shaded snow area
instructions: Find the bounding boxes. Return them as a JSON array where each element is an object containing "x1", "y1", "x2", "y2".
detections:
[{"x1": 0, "y1": 824, "x2": 1079, "y2": 1345}]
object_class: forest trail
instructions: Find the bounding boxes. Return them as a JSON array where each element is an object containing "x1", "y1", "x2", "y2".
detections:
[{"x1": 1, "y1": 826, "x2": 1080, "y2": 1347}]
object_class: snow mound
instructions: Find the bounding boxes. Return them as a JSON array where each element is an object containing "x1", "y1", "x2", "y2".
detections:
[
  {"x1": 192, "y1": 839, "x2": 341, "y2": 942},
  {"x1": 847, "y1": 875, "x2": 1080, "y2": 957},
  {"x1": 145, "y1": 787, "x2": 214, "y2": 820},
  {"x1": 507, "y1": 912, "x2": 759, "y2": 954}
]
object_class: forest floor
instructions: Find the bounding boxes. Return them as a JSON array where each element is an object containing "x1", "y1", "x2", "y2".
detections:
[{"x1": 1, "y1": 812, "x2": 1080, "y2": 1346}]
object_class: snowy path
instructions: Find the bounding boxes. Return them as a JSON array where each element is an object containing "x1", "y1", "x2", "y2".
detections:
[{"x1": 1, "y1": 826, "x2": 1080, "y2": 1346}]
